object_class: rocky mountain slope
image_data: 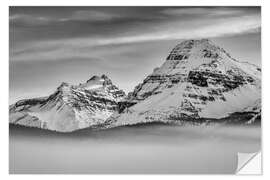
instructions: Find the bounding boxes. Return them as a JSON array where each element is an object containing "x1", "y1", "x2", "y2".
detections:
[
  {"x1": 9, "y1": 75, "x2": 126, "y2": 132},
  {"x1": 109, "y1": 39, "x2": 261, "y2": 127},
  {"x1": 9, "y1": 39, "x2": 261, "y2": 132}
]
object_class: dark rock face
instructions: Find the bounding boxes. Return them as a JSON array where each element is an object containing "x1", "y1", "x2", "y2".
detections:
[
  {"x1": 118, "y1": 101, "x2": 137, "y2": 113},
  {"x1": 187, "y1": 70, "x2": 256, "y2": 91},
  {"x1": 187, "y1": 71, "x2": 208, "y2": 87},
  {"x1": 106, "y1": 84, "x2": 126, "y2": 99},
  {"x1": 188, "y1": 71, "x2": 234, "y2": 89},
  {"x1": 128, "y1": 74, "x2": 186, "y2": 101},
  {"x1": 167, "y1": 54, "x2": 189, "y2": 61},
  {"x1": 166, "y1": 39, "x2": 195, "y2": 60},
  {"x1": 68, "y1": 89, "x2": 120, "y2": 112},
  {"x1": 202, "y1": 49, "x2": 219, "y2": 58}
]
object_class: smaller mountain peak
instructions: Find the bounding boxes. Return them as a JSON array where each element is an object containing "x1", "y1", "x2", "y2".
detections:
[
  {"x1": 101, "y1": 74, "x2": 113, "y2": 85},
  {"x1": 101, "y1": 74, "x2": 110, "y2": 80},
  {"x1": 56, "y1": 82, "x2": 72, "y2": 94},
  {"x1": 58, "y1": 82, "x2": 70, "y2": 88},
  {"x1": 86, "y1": 74, "x2": 112, "y2": 83}
]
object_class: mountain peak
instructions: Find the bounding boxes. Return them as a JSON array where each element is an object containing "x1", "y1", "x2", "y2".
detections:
[
  {"x1": 181, "y1": 38, "x2": 211, "y2": 44},
  {"x1": 175, "y1": 39, "x2": 213, "y2": 48},
  {"x1": 101, "y1": 74, "x2": 109, "y2": 80},
  {"x1": 57, "y1": 82, "x2": 71, "y2": 91},
  {"x1": 166, "y1": 39, "x2": 227, "y2": 61},
  {"x1": 86, "y1": 74, "x2": 112, "y2": 83},
  {"x1": 87, "y1": 75, "x2": 101, "y2": 83}
]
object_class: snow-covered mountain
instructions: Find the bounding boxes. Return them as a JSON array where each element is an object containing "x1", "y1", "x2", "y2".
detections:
[
  {"x1": 9, "y1": 39, "x2": 261, "y2": 132},
  {"x1": 109, "y1": 39, "x2": 261, "y2": 127},
  {"x1": 9, "y1": 75, "x2": 126, "y2": 132}
]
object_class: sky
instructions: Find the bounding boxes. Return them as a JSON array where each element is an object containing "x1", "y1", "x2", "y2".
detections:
[{"x1": 9, "y1": 7, "x2": 261, "y2": 104}]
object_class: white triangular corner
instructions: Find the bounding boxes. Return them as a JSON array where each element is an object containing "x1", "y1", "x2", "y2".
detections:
[{"x1": 236, "y1": 151, "x2": 262, "y2": 175}]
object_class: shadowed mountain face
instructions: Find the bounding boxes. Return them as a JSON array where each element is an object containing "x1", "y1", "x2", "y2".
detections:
[{"x1": 9, "y1": 39, "x2": 261, "y2": 132}]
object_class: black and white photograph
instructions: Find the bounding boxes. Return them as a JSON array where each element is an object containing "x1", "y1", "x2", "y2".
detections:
[{"x1": 9, "y1": 6, "x2": 261, "y2": 174}]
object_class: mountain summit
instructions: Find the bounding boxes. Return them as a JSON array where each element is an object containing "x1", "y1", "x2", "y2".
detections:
[
  {"x1": 166, "y1": 39, "x2": 222, "y2": 61},
  {"x1": 9, "y1": 39, "x2": 261, "y2": 132},
  {"x1": 113, "y1": 39, "x2": 261, "y2": 126}
]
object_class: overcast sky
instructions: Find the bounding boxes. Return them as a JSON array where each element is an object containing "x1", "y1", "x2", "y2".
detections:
[{"x1": 9, "y1": 7, "x2": 261, "y2": 103}]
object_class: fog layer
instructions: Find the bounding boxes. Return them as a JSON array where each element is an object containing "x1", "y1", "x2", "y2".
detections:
[{"x1": 9, "y1": 124, "x2": 261, "y2": 174}]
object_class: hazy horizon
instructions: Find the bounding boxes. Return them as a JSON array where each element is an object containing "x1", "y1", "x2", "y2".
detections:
[{"x1": 9, "y1": 7, "x2": 261, "y2": 104}]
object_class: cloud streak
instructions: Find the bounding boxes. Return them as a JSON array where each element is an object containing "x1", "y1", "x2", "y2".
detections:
[
  {"x1": 161, "y1": 7, "x2": 247, "y2": 16},
  {"x1": 10, "y1": 7, "x2": 261, "y2": 62}
]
